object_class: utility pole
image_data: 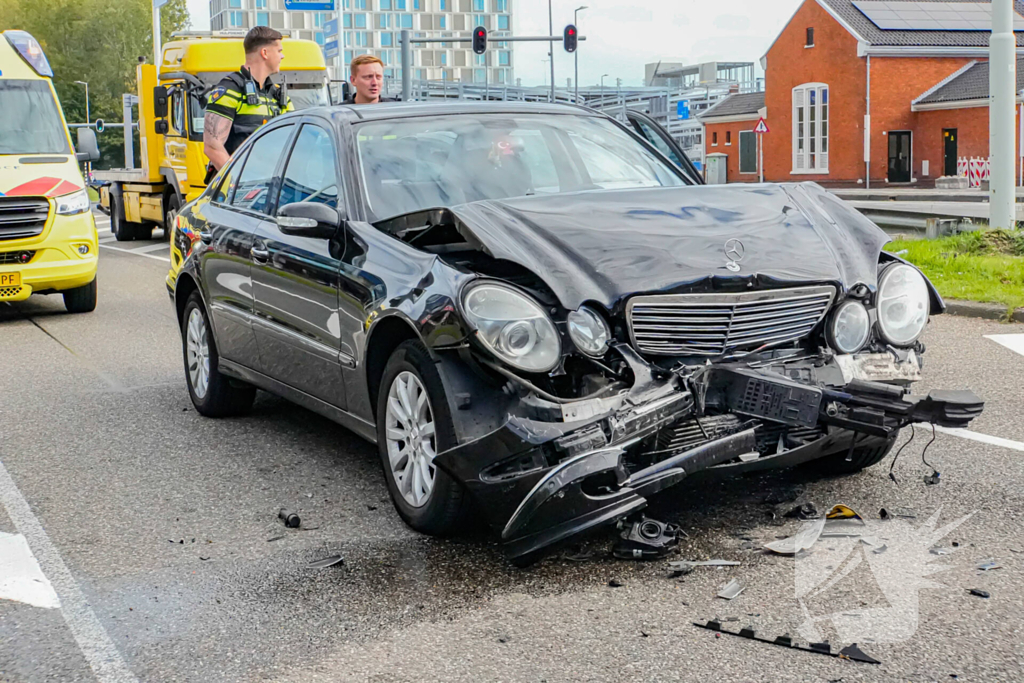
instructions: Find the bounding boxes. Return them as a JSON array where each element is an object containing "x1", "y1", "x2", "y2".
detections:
[
  {"x1": 991, "y1": 0, "x2": 1016, "y2": 229},
  {"x1": 152, "y1": 0, "x2": 167, "y2": 66},
  {"x1": 548, "y1": 0, "x2": 555, "y2": 102},
  {"x1": 600, "y1": 72, "x2": 608, "y2": 104},
  {"x1": 574, "y1": 5, "x2": 587, "y2": 103}
]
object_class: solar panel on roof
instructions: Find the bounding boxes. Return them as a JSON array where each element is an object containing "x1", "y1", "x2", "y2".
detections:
[{"x1": 852, "y1": 1, "x2": 1024, "y2": 31}]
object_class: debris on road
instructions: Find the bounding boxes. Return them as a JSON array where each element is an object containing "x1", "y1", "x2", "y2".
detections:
[
  {"x1": 608, "y1": 579, "x2": 623, "y2": 588},
  {"x1": 612, "y1": 516, "x2": 681, "y2": 560},
  {"x1": 765, "y1": 518, "x2": 825, "y2": 555},
  {"x1": 694, "y1": 619, "x2": 881, "y2": 664},
  {"x1": 278, "y1": 508, "x2": 301, "y2": 528},
  {"x1": 307, "y1": 555, "x2": 344, "y2": 569},
  {"x1": 784, "y1": 503, "x2": 819, "y2": 520},
  {"x1": 930, "y1": 547, "x2": 953, "y2": 555},
  {"x1": 924, "y1": 471, "x2": 941, "y2": 486},
  {"x1": 872, "y1": 544, "x2": 888, "y2": 555},
  {"x1": 967, "y1": 588, "x2": 990, "y2": 598},
  {"x1": 266, "y1": 536, "x2": 285, "y2": 543},
  {"x1": 976, "y1": 559, "x2": 1002, "y2": 571},
  {"x1": 879, "y1": 506, "x2": 916, "y2": 520},
  {"x1": 717, "y1": 579, "x2": 745, "y2": 600},
  {"x1": 669, "y1": 559, "x2": 741, "y2": 570}
]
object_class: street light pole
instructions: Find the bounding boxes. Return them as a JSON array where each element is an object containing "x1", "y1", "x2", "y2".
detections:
[
  {"x1": 548, "y1": 0, "x2": 555, "y2": 102},
  {"x1": 600, "y1": 72, "x2": 608, "y2": 106},
  {"x1": 574, "y1": 5, "x2": 586, "y2": 103},
  {"x1": 990, "y1": 0, "x2": 1016, "y2": 229},
  {"x1": 74, "y1": 80, "x2": 90, "y2": 177}
]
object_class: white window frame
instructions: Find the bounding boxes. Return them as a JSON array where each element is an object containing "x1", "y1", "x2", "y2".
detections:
[{"x1": 792, "y1": 82, "x2": 829, "y2": 174}]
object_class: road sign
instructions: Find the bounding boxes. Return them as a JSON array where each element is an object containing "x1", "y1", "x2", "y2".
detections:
[
  {"x1": 677, "y1": 100, "x2": 690, "y2": 120},
  {"x1": 754, "y1": 117, "x2": 769, "y2": 134},
  {"x1": 324, "y1": 18, "x2": 338, "y2": 37},
  {"x1": 284, "y1": 0, "x2": 335, "y2": 10},
  {"x1": 324, "y1": 39, "x2": 339, "y2": 59}
]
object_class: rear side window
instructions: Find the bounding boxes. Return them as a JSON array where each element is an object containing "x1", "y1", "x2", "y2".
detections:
[
  {"x1": 211, "y1": 148, "x2": 248, "y2": 204},
  {"x1": 230, "y1": 125, "x2": 294, "y2": 214},
  {"x1": 277, "y1": 125, "x2": 340, "y2": 210}
]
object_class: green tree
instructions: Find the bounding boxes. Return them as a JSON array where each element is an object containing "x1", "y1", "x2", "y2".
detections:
[{"x1": 0, "y1": 0, "x2": 190, "y2": 168}]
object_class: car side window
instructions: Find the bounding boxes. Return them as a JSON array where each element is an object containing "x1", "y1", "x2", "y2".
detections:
[
  {"x1": 210, "y1": 148, "x2": 248, "y2": 204},
  {"x1": 634, "y1": 119, "x2": 682, "y2": 168},
  {"x1": 230, "y1": 125, "x2": 294, "y2": 215},
  {"x1": 277, "y1": 124, "x2": 340, "y2": 210}
]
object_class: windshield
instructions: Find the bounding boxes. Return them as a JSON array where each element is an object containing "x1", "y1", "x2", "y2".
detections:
[
  {"x1": 289, "y1": 83, "x2": 330, "y2": 110},
  {"x1": 0, "y1": 79, "x2": 70, "y2": 155},
  {"x1": 355, "y1": 113, "x2": 686, "y2": 219}
]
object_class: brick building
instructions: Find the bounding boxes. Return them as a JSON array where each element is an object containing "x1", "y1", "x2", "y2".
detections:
[{"x1": 701, "y1": 0, "x2": 1024, "y2": 187}]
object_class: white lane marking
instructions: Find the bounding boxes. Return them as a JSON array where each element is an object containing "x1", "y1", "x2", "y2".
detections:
[
  {"x1": 919, "y1": 424, "x2": 1024, "y2": 453},
  {"x1": 133, "y1": 242, "x2": 171, "y2": 254},
  {"x1": 985, "y1": 334, "x2": 1024, "y2": 358},
  {"x1": 98, "y1": 243, "x2": 170, "y2": 262},
  {"x1": 0, "y1": 531, "x2": 60, "y2": 609},
  {"x1": 98, "y1": 236, "x2": 117, "y2": 244},
  {"x1": 0, "y1": 459, "x2": 139, "y2": 682}
]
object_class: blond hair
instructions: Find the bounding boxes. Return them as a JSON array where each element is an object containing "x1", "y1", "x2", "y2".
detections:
[{"x1": 350, "y1": 54, "x2": 384, "y2": 77}]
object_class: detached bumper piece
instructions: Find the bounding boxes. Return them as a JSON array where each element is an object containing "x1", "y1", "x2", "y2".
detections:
[{"x1": 694, "y1": 619, "x2": 881, "y2": 665}]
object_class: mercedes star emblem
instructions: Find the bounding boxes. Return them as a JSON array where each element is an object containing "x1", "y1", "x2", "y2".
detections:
[{"x1": 724, "y1": 238, "x2": 745, "y2": 272}]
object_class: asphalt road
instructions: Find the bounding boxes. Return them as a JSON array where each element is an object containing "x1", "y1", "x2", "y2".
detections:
[{"x1": 1, "y1": 212, "x2": 1022, "y2": 682}]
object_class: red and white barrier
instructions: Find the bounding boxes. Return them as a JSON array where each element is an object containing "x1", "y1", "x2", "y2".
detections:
[{"x1": 958, "y1": 156, "x2": 990, "y2": 188}]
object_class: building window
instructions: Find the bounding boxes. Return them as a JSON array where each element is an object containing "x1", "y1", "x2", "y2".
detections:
[
  {"x1": 497, "y1": 14, "x2": 509, "y2": 30},
  {"x1": 414, "y1": 0, "x2": 421, "y2": 8},
  {"x1": 229, "y1": 0, "x2": 240, "y2": 7},
  {"x1": 256, "y1": 11, "x2": 269, "y2": 25},
  {"x1": 439, "y1": 15, "x2": 446, "y2": 28},
  {"x1": 355, "y1": 31, "x2": 368, "y2": 46},
  {"x1": 381, "y1": 0, "x2": 391, "y2": 7},
  {"x1": 355, "y1": 0, "x2": 366, "y2": 7},
  {"x1": 473, "y1": 14, "x2": 485, "y2": 27},
  {"x1": 806, "y1": 27, "x2": 814, "y2": 46},
  {"x1": 792, "y1": 83, "x2": 828, "y2": 173},
  {"x1": 315, "y1": 31, "x2": 325, "y2": 44},
  {"x1": 440, "y1": 0, "x2": 447, "y2": 9},
  {"x1": 400, "y1": 13, "x2": 413, "y2": 27},
  {"x1": 725, "y1": 130, "x2": 731, "y2": 146},
  {"x1": 255, "y1": 0, "x2": 266, "y2": 7},
  {"x1": 440, "y1": 52, "x2": 447, "y2": 65},
  {"x1": 343, "y1": 13, "x2": 351, "y2": 27},
  {"x1": 739, "y1": 130, "x2": 757, "y2": 173},
  {"x1": 499, "y1": 50, "x2": 509, "y2": 66},
  {"x1": 229, "y1": 11, "x2": 243, "y2": 26},
  {"x1": 355, "y1": 13, "x2": 366, "y2": 27},
  {"x1": 496, "y1": 0, "x2": 506, "y2": 10},
  {"x1": 475, "y1": 68, "x2": 485, "y2": 82},
  {"x1": 396, "y1": 0, "x2": 406, "y2": 9},
  {"x1": 344, "y1": 49, "x2": 353, "y2": 63},
  {"x1": 381, "y1": 50, "x2": 390, "y2": 65},
  {"x1": 473, "y1": 0, "x2": 484, "y2": 10}
]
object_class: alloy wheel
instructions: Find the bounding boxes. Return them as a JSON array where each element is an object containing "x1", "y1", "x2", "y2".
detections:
[
  {"x1": 186, "y1": 308, "x2": 210, "y2": 399},
  {"x1": 385, "y1": 371, "x2": 437, "y2": 508}
]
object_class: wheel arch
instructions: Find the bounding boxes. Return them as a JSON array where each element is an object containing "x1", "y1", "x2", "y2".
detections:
[
  {"x1": 364, "y1": 314, "x2": 424, "y2": 419},
  {"x1": 174, "y1": 271, "x2": 201, "y2": 326}
]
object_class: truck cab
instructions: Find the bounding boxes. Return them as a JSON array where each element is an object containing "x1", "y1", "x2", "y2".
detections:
[
  {"x1": 94, "y1": 32, "x2": 328, "y2": 256},
  {"x1": 0, "y1": 30, "x2": 100, "y2": 313}
]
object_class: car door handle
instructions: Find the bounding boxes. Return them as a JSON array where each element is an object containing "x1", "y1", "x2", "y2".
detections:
[
  {"x1": 199, "y1": 230, "x2": 213, "y2": 244},
  {"x1": 251, "y1": 246, "x2": 270, "y2": 262}
]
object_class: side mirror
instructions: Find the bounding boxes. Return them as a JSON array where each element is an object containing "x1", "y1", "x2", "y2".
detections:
[
  {"x1": 75, "y1": 127, "x2": 100, "y2": 162},
  {"x1": 153, "y1": 85, "x2": 168, "y2": 118},
  {"x1": 277, "y1": 202, "x2": 341, "y2": 239},
  {"x1": 154, "y1": 119, "x2": 169, "y2": 135}
]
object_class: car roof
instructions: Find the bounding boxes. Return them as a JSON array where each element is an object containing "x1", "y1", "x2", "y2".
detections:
[{"x1": 307, "y1": 100, "x2": 602, "y2": 123}]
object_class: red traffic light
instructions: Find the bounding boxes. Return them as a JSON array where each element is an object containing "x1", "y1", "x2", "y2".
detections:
[
  {"x1": 563, "y1": 24, "x2": 578, "y2": 52},
  {"x1": 472, "y1": 26, "x2": 487, "y2": 54}
]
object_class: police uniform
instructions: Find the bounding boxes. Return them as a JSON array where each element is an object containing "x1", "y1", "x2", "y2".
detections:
[{"x1": 206, "y1": 66, "x2": 294, "y2": 156}]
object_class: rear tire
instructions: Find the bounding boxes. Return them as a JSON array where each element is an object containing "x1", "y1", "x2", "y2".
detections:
[
  {"x1": 111, "y1": 195, "x2": 146, "y2": 242},
  {"x1": 376, "y1": 340, "x2": 468, "y2": 537},
  {"x1": 63, "y1": 278, "x2": 97, "y2": 313},
  {"x1": 814, "y1": 432, "x2": 899, "y2": 474},
  {"x1": 181, "y1": 291, "x2": 256, "y2": 417}
]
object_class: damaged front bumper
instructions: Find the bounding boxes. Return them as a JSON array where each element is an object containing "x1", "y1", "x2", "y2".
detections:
[{"x1": 433, "y1": 344, "x2": 983, "y2": 562}]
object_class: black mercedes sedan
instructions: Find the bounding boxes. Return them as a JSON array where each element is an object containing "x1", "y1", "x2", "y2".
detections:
[{"x1": 168, "y1": 101, "x2": 983, "y2": 563}]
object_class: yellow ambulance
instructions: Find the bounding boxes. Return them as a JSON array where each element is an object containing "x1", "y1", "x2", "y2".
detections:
[{"x1": 0, "y1": 30, "x2": 100, "y2": 312}]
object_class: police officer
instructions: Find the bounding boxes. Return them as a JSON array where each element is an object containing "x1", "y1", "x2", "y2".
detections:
[{"x1": 203, "y1": 26, "x2": 293, "y2": 178}]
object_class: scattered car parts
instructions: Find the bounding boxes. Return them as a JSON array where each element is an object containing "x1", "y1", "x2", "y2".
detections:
[
  {"x1": 694, "y1": 619, "x2": 881, "y2": 664},
  {"x1": 717, "y1": 579, "x2": 745, "y2": 600},
  {"x1": 612, "y1": 516, "x2": 681, "y2": 560},
  {"x1": 307, "y1": 555, "x2": 344, "y2": 569},
  {"x1": 278, "y1": 508, "x2": 301, "y2": 529}
]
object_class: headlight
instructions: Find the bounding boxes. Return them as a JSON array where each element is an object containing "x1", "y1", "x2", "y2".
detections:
[
  {"x1": 567, "y1": 306, "x2": 611, "y2": 357},
  {"x1": 828, "y1": 300, "x2": 870, "y2": 354},
  {"x1": 55, "y1": 189, "x2": 91, "y2": 216},
  {"x1": 876, "y1": 264, "x2": 929, "y2": 346},
  {"x1": 462, "y1": 282, "x2": 561, "y2": 373}
]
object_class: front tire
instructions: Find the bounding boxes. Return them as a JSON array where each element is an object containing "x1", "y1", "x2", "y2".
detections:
[
  {"x1": 814, "y1": 432, "x2": 899, "y2": 474},
  {"x1": 111, "y1": 195, "x2": 146, "y2": 242},
  {"x1": 376, "y1": 340, "x2": 468, "y2": 536},
  {"x1": 63, "y1": 278, "x2": 97, "y2": 313},
  {"x1": 164, "y1": 194, "x2": 181, "y2": 242},
  {"x1": 181, "y1": 291, "x2": 255, "y2": 417}
]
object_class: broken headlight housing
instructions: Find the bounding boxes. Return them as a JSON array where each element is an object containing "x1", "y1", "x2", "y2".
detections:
[
  {"x1": 567, "y1": 306, "x2": 611, "y2": 357},
  {"x1": 876, "y1": 264, "x2": 929, "y2": 346},
  {"x1": 828, "y1": 300, "x2": 870, "y2": 354},
  {"x1": 462, "y1": 282, "x2": 561, "y2": 373}
]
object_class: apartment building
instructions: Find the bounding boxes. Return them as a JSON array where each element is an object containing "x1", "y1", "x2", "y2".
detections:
[{"x1": 209, "y1": 0, "x2": 514, "y2": 83}]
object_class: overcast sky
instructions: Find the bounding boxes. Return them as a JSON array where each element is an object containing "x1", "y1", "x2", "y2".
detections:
[{"x1": 185, "y1": 0, "x2": 803, "y2": 87}]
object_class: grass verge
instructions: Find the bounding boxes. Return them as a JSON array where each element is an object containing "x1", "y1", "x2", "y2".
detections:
[{"x1": 887, "y1": 229, "x2": 1024, "y2": 314}]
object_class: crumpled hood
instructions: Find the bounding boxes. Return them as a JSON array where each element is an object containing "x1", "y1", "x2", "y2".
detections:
[{"x1": 449, "y1": 183, "x2": 891, "y2": 311}]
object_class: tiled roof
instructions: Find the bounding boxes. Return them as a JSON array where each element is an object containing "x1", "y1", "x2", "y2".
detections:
[
  {"x1": 699, "y1": 92, "x2": 766, "y2": 119},
  {"x1": 916, "y1": 57, "x2": 1024, "y2": 103},
  {"x1": 819, "y1": 0, "x2": 1024, "y2": 47}
]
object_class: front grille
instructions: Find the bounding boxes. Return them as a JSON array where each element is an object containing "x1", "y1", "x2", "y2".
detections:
[
  {"x1": 627, "y1": 285, "x2": 836, "y2": 356},
  {"x1": 0, "y1": 197, "x2": 50, "y2": 241},
  {"x1": 654, "y1": 414, "x2": 827, "y2": 459},
  {"x1": 0, "y1": 250, "x2": 36, "y2": 265},
  {"x1": 0, "y1": 285, "x2": 24, "y2": 299}
]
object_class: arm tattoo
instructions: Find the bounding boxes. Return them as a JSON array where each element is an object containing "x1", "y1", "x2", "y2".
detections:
[{"x1": 203, "y1": 114, "x2": 232, "y2": 170}]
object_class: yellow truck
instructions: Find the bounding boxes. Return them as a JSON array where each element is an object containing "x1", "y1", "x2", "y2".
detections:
[
  {"x1": 95, "y1": 32, "x2": 329, "y2": 245},
  {"x1": 0, "y1": 30, "x2": 100, "y2": 313}
]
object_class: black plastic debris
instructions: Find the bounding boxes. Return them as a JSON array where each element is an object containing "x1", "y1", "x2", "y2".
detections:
[
  {"x1": 608, "y1": 579, "x2": 623, "y2": 588},
  {"x1": 612, "y1": 516, "x2": 681, "y2": 560},
  {"x1": 266, "y1": 535, "x2": 285, "y2": 542},
  {"x1": 879, "y1": 506, "x2": 916, "y2": 520},
  {"x1": 924, "y1": 471, "x2": 941, "y2": 486},
  {"x1": 278, "y1": 508, "x2": 301, "y2": 528},
  {"x1": 307, "y1": 555, "x2": 344, "y2": 569},
  {"x1": 967, "y1": 588, "x2": 990, "y2": 598},
  {"x1": 784, "y1": 503, "x2": 819, "y2": 520},
  {"x1": 694, "y1": 619, "x2": 881, "y2": 664}
]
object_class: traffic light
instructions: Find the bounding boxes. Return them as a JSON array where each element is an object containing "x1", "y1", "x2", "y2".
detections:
[
  {"x1": 563, "y1": 24, "x2": 578, "y2": 53},
  {"x1": 472, "y1": 26, "x2": 487, "y2": 55}
]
